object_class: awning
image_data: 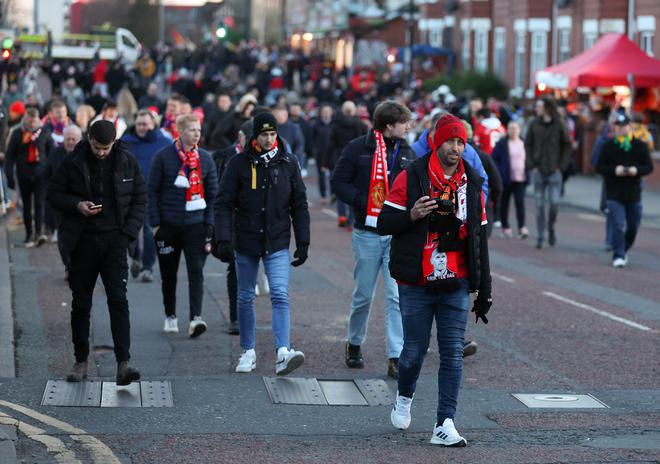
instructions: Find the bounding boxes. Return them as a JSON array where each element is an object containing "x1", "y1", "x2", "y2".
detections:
[{"x1": 536, "y1": 33, "x2": 660, "y2": 89}]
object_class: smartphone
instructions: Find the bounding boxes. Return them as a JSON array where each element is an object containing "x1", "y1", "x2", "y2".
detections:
[{"x1": 90, "y1": 204, "x2": 103, "y2": 210}]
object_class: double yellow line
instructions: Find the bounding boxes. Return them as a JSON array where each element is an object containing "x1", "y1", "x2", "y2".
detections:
[{"x1": 0, "y1": 400, "x2": 120, "y2": 463}]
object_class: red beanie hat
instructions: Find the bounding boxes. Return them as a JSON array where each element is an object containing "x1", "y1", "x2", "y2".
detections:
[
  {"x1": 433, "y1": 114, "x2": 467, "y2": 149},
  {"x1": 9, "y1": 101, "x2": 26, "y2": 116}
]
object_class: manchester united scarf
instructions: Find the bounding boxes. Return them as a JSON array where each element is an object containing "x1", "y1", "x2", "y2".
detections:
[
  {"x1": 365, "y1": 130, "x2": 388, "y2": 227},
  {"x1": 173, "y1": 139, "x2": 206, "y2": 211}
]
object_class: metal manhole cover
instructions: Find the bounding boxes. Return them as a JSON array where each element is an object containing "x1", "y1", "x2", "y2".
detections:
[{"x1": 513, "y1": 393, "x2": 608, "y2": 408}]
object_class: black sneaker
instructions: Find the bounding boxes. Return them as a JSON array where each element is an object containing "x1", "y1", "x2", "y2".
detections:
[
  {"x1": 548, "y1": 231, "x2": 556, "y2": 247},
  {"x1": 345, "y1": 341, "x2": 364, "y2": 368},
  {"x1": 463, "y1": 340, "x2": 478, "y2": 358},
  {"x1": 536, "y1": 240, "x2": 544, "y2": 250},
  {"x1": 66, "y1": 361, "x2": 88, "y2": 382},
  {"x1": 130, "y1": 259, "x2": 141, "y2": 279},
  {"x1": 387, "y1": 358, "x2": 398, "y2": 379},
  {"x1": 228, "y1": 320, "x2": 240, "y2": 335}
]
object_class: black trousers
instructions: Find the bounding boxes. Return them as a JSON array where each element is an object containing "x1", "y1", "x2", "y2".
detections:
[
  {"x1": 17, "y1": 174, "x2": 45, "y2": 239},
  {"x1": 500, "y1": 181, "x2": 527, "y2": 230},
  {"x1": 69, "y1": 231, "x2": 131, "y2": 363},
  {"x1": 227, "y1": 260, "x2": 237, "y2": 323},
  {"x1": 155, "y1": 223, "x2": 208, "y2": 320}
]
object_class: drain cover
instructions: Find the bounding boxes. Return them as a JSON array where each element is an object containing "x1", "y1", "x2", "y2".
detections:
[
  {"x1": 41, "y1": 381, "x2": 173, "y2": 407},
  {"x1": 513, "y1": 393, "x2": 608, "y2": 408},
  {"x1": 263, "y1": 377, "x2": 393, "y2": 406}
]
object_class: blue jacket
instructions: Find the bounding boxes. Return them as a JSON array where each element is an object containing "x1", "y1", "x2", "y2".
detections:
[
  {"x1": 412, "y1": 128, "x2": 489, "y2": 199},
  {"x1": 148, "y1": 143, "x2": 218, "y2": 228},
  {"x1": 121, "y1": 128, "x2": 171, "y2": 181}
]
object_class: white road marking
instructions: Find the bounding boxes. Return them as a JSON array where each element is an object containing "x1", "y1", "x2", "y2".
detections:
[
  {"x1": 322, "y1": 208, "x2": 338, "y2": 218},
  {"x1": 542, "y1": 292, "x2": 655, "y2": 332},
  {"x1": 577, "y1": 213, "x2": 606, "y2": 223},
  {"x1": 0, "y1": 400, "x2": 121, "y2": 464},
  {"x1": 492, "y1": 272, "x2": 515, "y2": 283}
]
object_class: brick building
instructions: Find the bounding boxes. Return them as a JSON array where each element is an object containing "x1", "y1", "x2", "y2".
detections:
[{"x1": 418, "y1": 0, "x2": 659, "y2": 94}]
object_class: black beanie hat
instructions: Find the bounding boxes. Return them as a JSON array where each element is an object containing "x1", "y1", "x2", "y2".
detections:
[
  {"x1": 252, "y1": 112, "x2": 278, "y2": 136},
  {"x1": 88, "y1": 120, "x2": 117, "y2": 144}
]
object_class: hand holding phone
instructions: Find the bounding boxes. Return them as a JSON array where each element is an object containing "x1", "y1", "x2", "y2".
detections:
[{"x1": 77, "y1": 201, "x2": 102, "y2": 217}]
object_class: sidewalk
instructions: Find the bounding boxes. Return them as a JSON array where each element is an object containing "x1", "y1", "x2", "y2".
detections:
[{"x1": 538, "y1": 174, "x2": 660, "y2": 228}]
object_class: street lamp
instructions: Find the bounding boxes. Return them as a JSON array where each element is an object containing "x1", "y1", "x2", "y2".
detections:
[{"x1": 216, "y1": 26, "x2": 227, "y2": 39}]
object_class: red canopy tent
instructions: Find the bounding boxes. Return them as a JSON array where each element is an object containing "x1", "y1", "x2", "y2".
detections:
[{"x1": 536, "y1": 33, "x2": 660, "y2": 89}]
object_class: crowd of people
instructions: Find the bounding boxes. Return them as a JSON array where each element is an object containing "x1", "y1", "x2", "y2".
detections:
[{"x1": 0, "y1": 42, "x2": 655, "y2": 447}]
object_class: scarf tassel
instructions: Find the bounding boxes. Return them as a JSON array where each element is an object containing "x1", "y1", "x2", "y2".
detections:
[
  {"x1": 185, "y1": 197, "x2": 207, "y2": 211},
  {"x1": 174, "y1": 174, "x2": 190, "y2": 188}
]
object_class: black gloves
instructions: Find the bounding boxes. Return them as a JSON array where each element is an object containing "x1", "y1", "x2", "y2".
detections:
[
  {"x1": 212, "y1": 241, "x2": 234, "y2": 262},
  {"x1": 291, "y1": 244, "x2": 309, "y2": 267},
  {"x1": 471, "y1": 294, "x2": 492, "y2": 324}
]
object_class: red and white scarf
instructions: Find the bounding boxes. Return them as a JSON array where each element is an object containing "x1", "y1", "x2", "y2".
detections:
[
  {"x1": 422, "y1": 155, "x2": 468, "y2": 284},
  {"x1": 163, "y1": 112, "x2": 179, "y2": 139},
  {"x1": 22, "y1": 127, "x2": 42, "y2": 164},
  {"x1": 174, "y1": 139, "x2": 206, "y2": 211},
  {"x1": 365, "y1": 130, "x2": 388, "y2": 227}
]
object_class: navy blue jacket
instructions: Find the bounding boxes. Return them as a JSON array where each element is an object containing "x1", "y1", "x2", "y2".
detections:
[
  {"x1": 121, "y1": 127, "x2": 172, "y2": 181},
  {"x1": 331, "y1": 130, "x2": 417, "y2": 232},
  {"x1": 148, "y1": 143, "x2": 218, "y2": 228}
]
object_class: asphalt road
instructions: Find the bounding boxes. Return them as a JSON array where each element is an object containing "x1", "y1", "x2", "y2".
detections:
[{"x1": 1, "y1": 176, "x2": 659, "y2": 463}]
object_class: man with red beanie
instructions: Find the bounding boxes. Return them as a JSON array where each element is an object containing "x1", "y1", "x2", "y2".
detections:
[{"x1": 377, "y1": 114, "x2": 492, "y2": 447}]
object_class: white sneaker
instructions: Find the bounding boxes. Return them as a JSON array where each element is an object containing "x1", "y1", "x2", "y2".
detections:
[
  {"x1": 235, "y1": 349, "x2": 256, "y2": 373},
  {"x1": 275, "y1": 347, "x2": 304, "y2": 376},
  {"x1": 301, "y1": 168, "x2": 309, "y2": 178},
  {"x1": 430, "y1": 419, "x2": 467, "y2": 447},
  {"x1": 613, "y1": 257, "x2": 626, "y2": 268},
  {"x1": 163, "y1": 316, "x2": 179, "y2": 333},
  {"x1": 493, "y1": 221, "x2": 502, "y2": 228},
  {"x1": 189, "y1": 316, "x2": 207, "y2": 338},
  {"x1": 50, "y1": 230, "x2": 58, "y2": 243},
  {"x1": 390, "y1": 392, "x2": 413, "y2": 430}
]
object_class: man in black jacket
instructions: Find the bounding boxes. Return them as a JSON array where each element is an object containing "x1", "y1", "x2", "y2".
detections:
[
  {"x1": 330, "y1": 100, "x2": 415, "y2": 378},
  {"x1": 214, "y1": 112, "x2": 310, "y2": 376},
  {"x1": 5, "y1": 107, "x2": 54, "y2": 246},
  {"x1": 377, "y1": 114, "x2": 492, "y2": 447},
  {"x1": 48, "y1": 120, "x2": 145, "y2": 385},
  {"x1": 211, "y1": 120, "x2": 253, "y2": 335},
  {"x1": 148, "y1": 114, "x2": 218, "y2": 337},
  {"x1": 596, "y1": 114, "x2": 654, "y2": 268}
]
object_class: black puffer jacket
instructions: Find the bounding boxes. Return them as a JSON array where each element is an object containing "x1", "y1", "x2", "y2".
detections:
[
  {"x1": 4, "y1": 125, "x2": 54, "y2": 182},
  {"x1": 322, "y1": 114, "x2": 367, "y2": 170},
  {"x1": 47, "y1": 140, "x2": 147, "y2": 259},
  {"x1": 214, "y1": 137, "x2": 310, "y2": 257},
  {"x1": 377, "y1": 154, "x2": 491, "y2": 296},
  {"x1": 331, "y1": 129, "x2": 417, "y2": 232}
]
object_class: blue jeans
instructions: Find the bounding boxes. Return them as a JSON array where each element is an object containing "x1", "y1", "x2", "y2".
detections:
[
  {"x1": 532, "y1": 170, "x2": 562, "y2": 242},
  {"x1": 397, "y1": 281, "x2": 469, "y2": 422},
  {"x1": 347, "y1": 229, "x2": 403, "y2": 358},
  {"x1": 235, "y1": 249, "x2": 291, "y2": 351},
  {"x1": 131, "y1": 220, "x2": 156, "y2": 271},
  {"x1": 606, "y1": 200, "x2": 642, "y2": 260}
]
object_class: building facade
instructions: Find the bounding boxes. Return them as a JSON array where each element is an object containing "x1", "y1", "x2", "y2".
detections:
[{"x1": 421, "y1": 0, "x2": 659, "y2": 95}]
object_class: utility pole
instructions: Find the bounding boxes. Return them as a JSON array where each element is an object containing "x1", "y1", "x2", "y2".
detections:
[{"x1": 627, "y1": 0, "x2": 636, "y2": 40}]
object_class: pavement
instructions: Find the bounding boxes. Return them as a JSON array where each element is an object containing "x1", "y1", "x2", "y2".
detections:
[{"x1": 1, "y1": 173, "x2": 660, "y2": 463}]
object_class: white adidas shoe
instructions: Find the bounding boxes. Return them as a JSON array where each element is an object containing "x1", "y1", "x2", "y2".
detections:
[
  {"x1": 275, "y1": 347, "x2": 304, "y2": 376},
  {"x1": 189, "y1": 316, "x2": 207, "y2": 338},
  {"x1": 430, "y1": 418, "x2": 467, "y2": 447},
  {"x1": 390, "y1": 392, "x2": 413, "y2": 430},
  {"x1": 163, "y1": 316, "x2": 179, "y2": 333},
  {"x1": 235, "y1": 349, "x2": 257, "y2": 373}
]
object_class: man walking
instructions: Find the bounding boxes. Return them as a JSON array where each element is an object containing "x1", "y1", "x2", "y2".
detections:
[
  {"x1": 148, "y1": 114, "x2": 218, "y2": 336},
  {"x1": 122, "y1": 109, "x2": 171, "y2": 282},
  {"x1": 378, "y1": 114, "x2": 492, "y2": 446},
  {"x1": 596, "y1": 114, "x2": 653, "y2": 268},
  {"x1": 48, "y1": 120, "x2": 145, "y2": 385},
  {"x1": 214, "y1": 112, "x2": 310, "y2": 376},
  {"x1": 331, "y1": 101, "x2": 416, "y2": 378},
  {"x1": 525, "y1": 96, "x2": 572, "y2": 249},
  {"x1": 44, "y1": 125, "x2": 83, "y2": 278},
  {"x1": 5, "y1": 107, "x2": 54, "y2": 247}
]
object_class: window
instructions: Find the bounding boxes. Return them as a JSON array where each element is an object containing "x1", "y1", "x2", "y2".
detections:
[
  {"x1": 514, "y1": 31, "x2": 526, "y2": 88},
  {"x1": 584, "y1": 32, "x2": 597, "y2": 50},
  {"x1": 461, "y1": 28, "x2": 471, "y2": 70},
  {"x1": 430, "y1": 28, "x2": 443, "y2": 48},
  {"x1": 530, "y1": 31, "x2": 547, "y2": 88},
  {"x1": 640, "y1": 32, "x2": 654, "y2": 57},
  {"x1": 474, "y1": 29, "x2": 489, "y2": 71},
  {"x1": 493, "y1": 28, "x2": 506, "y2": 77},
  {"x1": 559, "y1": 29, "x2": 570, "y2": 62}
]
